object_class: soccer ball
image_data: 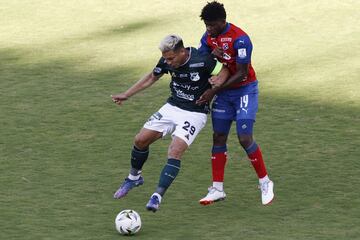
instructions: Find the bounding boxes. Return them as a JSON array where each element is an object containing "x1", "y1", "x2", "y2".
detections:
[{"x1": 115, "y1": 209, "x2": 142, "y2": 235}]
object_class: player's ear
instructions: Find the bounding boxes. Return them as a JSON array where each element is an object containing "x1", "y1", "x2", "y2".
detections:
[{"x1": 178, "y1": 47, "x2": 186, "y2": 56}]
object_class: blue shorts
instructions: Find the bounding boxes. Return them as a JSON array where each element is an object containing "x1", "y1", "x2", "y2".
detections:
[{"x1": 211, "y1": 81, "x2": 259, "y2": 134}]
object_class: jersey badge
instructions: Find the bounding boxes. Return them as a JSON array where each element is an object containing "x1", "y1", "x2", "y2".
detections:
[
  {"x1": 222, "y1": 43, "x2": 229, "y2": 50},
  {"x1": 223, "y1": 53, "x2": 231, "y2": 60},
  {"x1": 153, "y1": 67, "x2": 162, "y2": 74},
  {"x1": 238, "y1": 48, "x2": 247, "y2": 59},
  {"x1": 190, "y1": 72, "x2": 200, "y2": 81}
]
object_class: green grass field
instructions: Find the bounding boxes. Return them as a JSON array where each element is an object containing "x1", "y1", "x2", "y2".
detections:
[{"x1": 1, "y1": 0, "x2": 359, "y2": 239}]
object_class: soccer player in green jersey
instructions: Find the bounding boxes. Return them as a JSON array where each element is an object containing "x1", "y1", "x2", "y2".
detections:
[{"x1": 112, "y1": 34, "x2": 229, "y2": 212}]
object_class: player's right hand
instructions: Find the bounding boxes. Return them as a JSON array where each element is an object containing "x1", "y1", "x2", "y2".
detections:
[
  {"x1": 209, "y1": 76, "x2": 225, "y2": 87},
  {"x1": 211, "y1": 47, "x2": 224, "y2": 59},
  {"x1": 111, "y1": 93, "x2": 128, "y2": 106}
]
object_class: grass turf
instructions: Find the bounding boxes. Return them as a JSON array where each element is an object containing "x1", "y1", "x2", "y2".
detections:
[{"x1": 0, "y1": 0, "x2": 359, "y2": 239}]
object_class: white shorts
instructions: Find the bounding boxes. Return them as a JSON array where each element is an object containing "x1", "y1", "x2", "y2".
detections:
[{"x1": 144, "y1": 103, "x2": 207, "y2": 146}]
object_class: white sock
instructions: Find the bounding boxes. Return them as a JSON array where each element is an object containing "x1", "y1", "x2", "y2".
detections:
[
  {"x1": 152, "y1": 192, "x2": 162, "y2": 203},
  {"x1": 213, "y1": 181, "x2": 224, "y2": 191},
  {"x1": 259, "y1": 175, "x2": 270, "y2": 184},
  {"x1": 128, "y1": 173, "x2": 140, "y2": 180}
]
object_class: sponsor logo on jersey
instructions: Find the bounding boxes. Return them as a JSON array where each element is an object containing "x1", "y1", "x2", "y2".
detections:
[
  {"x1": 189, "y1": 62, "x2": 205, "y2": 68},
  {"x1": 146, "y1": 111, "x2": 163, "y2": 124},
  {"x1": 222, "y1": 43, "x2": 229, "y2": 50},
  {"x1": 175, "y1": 89, "x2": 195, "y2": 101},
  {"x1": 190, "y1": 72, "x2": 200, "y2": 81},
  {"x1": 238, "y1": 48, "x2": 247, "y2": 59},
  {"x1": 223, "y1": 53, "x2": 231, "y2": 60},
  {"x1": 153, "y1": 67, "x2": 162, "y2": 74},
  {"x1": 153, "y1": 112, "x2": 163, "y2": 120},
  {"x1": 221, "y1": 37, "x2": 232, "y2": 42},
  {"x1": 179, "y1": 73, "x2": 188, "y2": 78},
  {"x1": 212, "y1": 108, "x2": 226, "y2": 113},
  {"x1": 165, "y1": 172, "x2": 175, "y2": 179}
]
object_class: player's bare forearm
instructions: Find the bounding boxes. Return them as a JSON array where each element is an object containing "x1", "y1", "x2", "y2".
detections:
[
  {"x1": 209, "y1": 66, "x2": 230, "y2": 87},
  {"x1": 216, "y1": 63, "x2": 248, "y2": 91},
  {"x1": 124, "y1": 72, "x2": 161, "y2": 98},
  {"x1": 111, "y1": 72, "x2": 161, "y2": 105}
]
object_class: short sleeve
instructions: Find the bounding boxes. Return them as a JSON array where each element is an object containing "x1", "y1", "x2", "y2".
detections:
[
  {"x1": 203, "y1": 54, "x2": 219, "y2": 75},
  {"x1": 233, "y1": 35, "x2": 253, "y2": 64},
  {"x1": 198, "y1": 32, "x2": 212, "y2": 55},
  {"x1": 153, "y1": 57, "x2": 168, "y2": 76}
]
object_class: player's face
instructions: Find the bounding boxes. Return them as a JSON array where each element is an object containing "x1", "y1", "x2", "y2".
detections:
[
  {"x1": 204, "y1": 19, "x2": 226, "y2": 37},
  {"x1": 162, "y1": 49, "x2": 187, "y2": 68}
]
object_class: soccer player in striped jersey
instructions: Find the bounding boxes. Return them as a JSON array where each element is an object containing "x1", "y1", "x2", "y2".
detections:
[{"x1": 197, "y1": 1, "x2": 274, "y2": 205}]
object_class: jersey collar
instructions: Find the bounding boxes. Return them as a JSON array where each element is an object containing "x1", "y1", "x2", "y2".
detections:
[
  {"x1": 220, "y1": 22, "x2": 231, "y2": 35},
  {"x1": 180, "y1": 47, "x2": 192, "y2": 67}
]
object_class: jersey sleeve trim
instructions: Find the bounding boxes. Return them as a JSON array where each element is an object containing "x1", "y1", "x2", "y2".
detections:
[
  {"x1": 210, "y1": 61, "x2": 223, "y2": 75},
  {"x1": 198, "y1": 32, "x2": 211, "y2": 55}
]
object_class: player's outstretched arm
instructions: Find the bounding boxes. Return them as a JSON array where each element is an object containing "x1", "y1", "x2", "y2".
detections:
[{"x1": 111, "y1": 72, "x2": 162, "y2": 106}]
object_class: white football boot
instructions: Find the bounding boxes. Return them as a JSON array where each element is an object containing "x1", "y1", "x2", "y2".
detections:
[
  {"x1": 199, "y1": 186, "x2": 226, "y2": 205},
  {"x1": 259, "y1": 180, "x2": 274, "y2": 205}
]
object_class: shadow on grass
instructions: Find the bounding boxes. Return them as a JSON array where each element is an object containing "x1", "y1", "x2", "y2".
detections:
[{"x1": 0, "y1": 43, "x2": 359, "y2": 239}]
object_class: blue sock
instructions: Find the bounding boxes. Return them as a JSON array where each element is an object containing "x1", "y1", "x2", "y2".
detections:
[
  {"x1": 245, "y1": 141, "x2": 258, "y2": 155},
  {"x1": 156, "y1": 158, "x2": 181, "y2": 196},
  {"x1": 130, "y1": 145, "x2": 149, "y2": 176},
  {"x1": 212, "y1": 145, "x2": 227, "y2": 154}
]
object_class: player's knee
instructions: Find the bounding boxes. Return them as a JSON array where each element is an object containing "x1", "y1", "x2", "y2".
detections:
[
  {"x1": 238, "y1": 134, "x2": 253, "y2": 149},
  {"x1": 168, "y1": 147, "x2": 185, "y2": 159},
  {"x1": 213, "y1": 132, "x2": 228, "y2": 145},
  {"x1": 168, "y1": 138, "x2": 188, "y2": 159},
  {"x1": 133, "y1": 134, "x2": 150, "y2": 150}
]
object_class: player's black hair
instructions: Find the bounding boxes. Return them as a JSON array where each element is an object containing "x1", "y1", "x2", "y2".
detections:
[
  {"x1": 200, "y1": 1, "x2": 227, "y2": 21},
  {"x1": 173, "y1": 38, "x2": 184, "y2": 51}
]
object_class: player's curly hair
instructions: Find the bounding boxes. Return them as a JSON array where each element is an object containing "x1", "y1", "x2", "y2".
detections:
[{"x1": 200, "y1": 1, "x2": 227, "y2": 21}]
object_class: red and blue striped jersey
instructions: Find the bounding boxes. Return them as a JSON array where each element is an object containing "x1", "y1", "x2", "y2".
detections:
[{"x1": 198, "y1": 23, "x2": 257, "y2": 88}]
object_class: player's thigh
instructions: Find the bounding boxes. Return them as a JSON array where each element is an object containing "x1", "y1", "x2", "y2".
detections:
[
  {"x1": 233, "y1": 83, "x2": 259, "y2": 135},
  {"x1": 211, "y1": 93, "x2": 235, "y2": 134},
  {"x1": 211, "y1": 93, "x2": 236, "y2": 121},
  {"x1": 143, "y1": 103, "x2": 176, "y2": 138},
  {"x1": 172, "y1": 110, "x2": 207, "y2": 146},
  {"x1": 134, "y1": 128, "x2": 163, "y2": 148}
]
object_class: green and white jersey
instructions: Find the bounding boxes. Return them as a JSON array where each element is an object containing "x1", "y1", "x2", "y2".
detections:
[{"x1": 153, "y1": 47, "x2": 222, "y2": 113}]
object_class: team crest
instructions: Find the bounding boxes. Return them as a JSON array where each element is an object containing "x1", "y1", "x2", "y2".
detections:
[
  {"x1": 222, "y1": 43, "x2": 229, "y2": 50},
  {"x1": 190, "y1": 72, "x2": 200, "y2": 81}
]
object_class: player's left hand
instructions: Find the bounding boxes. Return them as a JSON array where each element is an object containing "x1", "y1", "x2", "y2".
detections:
[
  {"x1": 211, "y1": 47, "x2": 224, "y2": 59},
  {"x1": 196, "y1": 89, "x2": 216, "y2": 105},
  {"x1": 111, "y1": 93, "x2": 128, "y2": 106},
  {"x1": 209, "y1": 76, "x2": 225, "y2": 87}
]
